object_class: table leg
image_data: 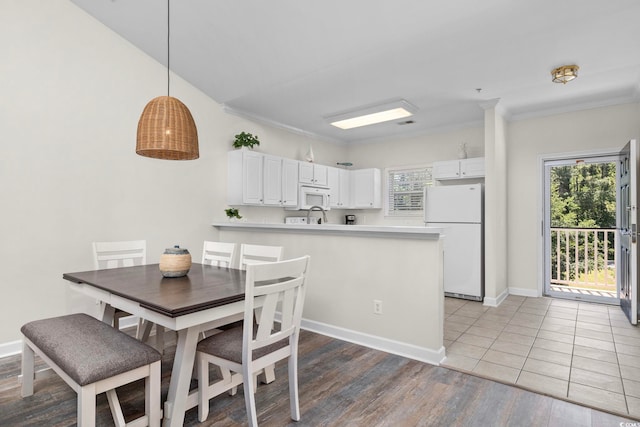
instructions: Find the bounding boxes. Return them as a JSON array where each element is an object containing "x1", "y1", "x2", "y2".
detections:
[
  {"x1": 100, "y1": 303, "x2": 115, "y2": 325},
  {"x1": 163, "y1": 327, "x2": 200, "y2": 427}
]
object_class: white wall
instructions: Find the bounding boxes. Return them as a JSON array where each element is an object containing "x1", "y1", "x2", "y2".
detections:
[
  {"x1": 218, "y1": 228, "x2": 445, "y2": 364},
  {"x1": 0, "y1": 0, "x2": 345, "y2": 346},
  {"x1": 507, "y1": 103, "x2": 640, "y2": 295},
  {"x1": 483, "y1": 103, "x2": 509, "y2": 304},
  {"x1": 346, "y1": 126, "x2": 485, "y2": 225}
]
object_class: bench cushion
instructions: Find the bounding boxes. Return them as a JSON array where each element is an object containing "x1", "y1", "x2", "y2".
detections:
[{"x1": 21, "y1": 313, "x2": 161, "y2": 386}]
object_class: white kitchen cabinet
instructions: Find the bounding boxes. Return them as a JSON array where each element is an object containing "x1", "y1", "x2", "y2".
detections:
[
  {"x1": 281, "y1": 158, "x2": 299, "y2": 207},
  {"x1": 328, "y1": 167, "x2": 350, "y2": 208},
  {"x1": 263, "y1": 156, "x2": 299, "y2": 207},
  {"x1": 299, "y1": 162, "x2": 328, "y2": 186},
  {"x1": 228, "y1": 151, "x2": 298, "y2": 207},
  {"x1": 228, "y1": 150, "x2": 264, "y2": 205},
  {"x1": 351, "y1": 168, "x2": 381, "y2": 209},
  {"x1": 433, "y1": 157, "x2": 485, "y2": 180},
  {"x1": 263, "y1": 155, "x2": 283, "y2": 206},
  {"x1": 460, "y1": 157, "x2": 485, "y2": 178}
]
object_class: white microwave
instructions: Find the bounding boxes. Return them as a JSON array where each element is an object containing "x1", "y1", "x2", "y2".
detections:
[{"x1": 286, "y1": 184, "x2": 331, "y2": 211}]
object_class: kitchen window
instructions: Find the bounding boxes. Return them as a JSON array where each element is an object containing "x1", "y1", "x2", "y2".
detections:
[{"x1": 385, "y1": 166, "x2": 433, "y2": 216}]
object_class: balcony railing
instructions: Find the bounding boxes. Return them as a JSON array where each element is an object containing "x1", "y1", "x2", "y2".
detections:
[{"x1": 550, "y1": 227, "x2": 616, "y2": 290}]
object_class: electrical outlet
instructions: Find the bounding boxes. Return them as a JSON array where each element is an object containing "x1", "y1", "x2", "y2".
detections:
[{"x1": 373, "y1": 300, "x2": 383, "y2": 315}]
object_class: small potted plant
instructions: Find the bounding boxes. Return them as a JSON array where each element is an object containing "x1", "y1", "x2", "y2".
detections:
[
  {"x1": 225, "y1": 207, "x2": 242, "y2": 221},
  {"x1": 232, "y1": 132, "x2": 260, "y2": 149}
]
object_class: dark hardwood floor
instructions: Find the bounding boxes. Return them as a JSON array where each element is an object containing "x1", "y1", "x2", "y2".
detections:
[{"x1": 0, "y1": 330, "x2": 635, "y2": 426}]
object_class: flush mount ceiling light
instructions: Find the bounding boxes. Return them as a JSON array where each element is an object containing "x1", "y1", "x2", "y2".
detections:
[
  {"x1": 327, "y1": 99, "x2": 418, "y2": 130},
  {"x1": 136, "y1": 0, "x2": 199, "y2": 160},
  {"x1": 551, "y1": 64, "x2": 579, "y2": 84}
]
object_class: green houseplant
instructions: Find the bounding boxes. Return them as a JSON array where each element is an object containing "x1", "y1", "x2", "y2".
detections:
[
  {"x1": 225, "y1": 207, "x2": 242, "y2": 220},
  {"x1": 232, "y1": 132, "x2": 260, "y2": 149}
]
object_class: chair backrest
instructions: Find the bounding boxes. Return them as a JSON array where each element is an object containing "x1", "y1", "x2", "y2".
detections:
[
  {"x1": 243, "y1": 256, "x2": 310, "y2": 358},
  {"x1": 238, "y1": 244, "x2": 283, "y2": 270},
  {"x1": 92, "y1": 240, "x2": 147, "y2": 270},
  {"x1": 202, "y1": 241, "x2": 236, "y2": 268}
]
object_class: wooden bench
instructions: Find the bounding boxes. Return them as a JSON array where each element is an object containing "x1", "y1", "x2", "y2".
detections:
[{"x1": 21, "y1": 313, "x2": 162, "y2": 427}]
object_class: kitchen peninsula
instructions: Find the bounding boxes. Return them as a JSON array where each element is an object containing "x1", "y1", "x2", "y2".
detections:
[{"x1": 212, "y1": 222, "x2": 446, "y2": 365}]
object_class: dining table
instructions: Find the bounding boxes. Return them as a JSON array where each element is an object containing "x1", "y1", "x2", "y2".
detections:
[{"x1": 62, "y1": 262, "x2": 250, "y2": 427}]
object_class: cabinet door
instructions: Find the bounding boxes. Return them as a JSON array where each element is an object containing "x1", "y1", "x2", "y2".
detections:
[
  {"x1": 352, "y1": 168, "x2": 381, "y2": 208},
  {"x1": 460, "y1": 157, "x2": 485, "y2": 178},
  {"x1": 339, "y1": 169, "x2": 351, "y2": 207},
  {"x1": 314, "y1": 164, "x2": 329, "y2": 186},
  {"x1": 242, "y1": 151, "x2": 264, "y2": 204},
  {"x1": 299, "y1": 162, "x2": 314, "y2": 184},
  {"x1": 327, "y1": 167, "x2": 341, "y2": 208},
  {"x1": 281, "y1": 159, "x2": 299, "y2": 207},
  {"x1": 262, "y1": 155, "x2": 282, "y2": 205},
  {"x1": 432, "y1": 160, "x2": 461, "y2": 179}
]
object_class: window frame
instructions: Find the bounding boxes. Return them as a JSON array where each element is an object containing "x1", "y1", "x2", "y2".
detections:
[{"x1": 384, "y1": 164, "x2": 433, "y2": 217}]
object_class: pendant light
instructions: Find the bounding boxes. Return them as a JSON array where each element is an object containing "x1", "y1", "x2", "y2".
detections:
[{"x1": 136, "y1": 0, "x2": 199, "y2": 160}]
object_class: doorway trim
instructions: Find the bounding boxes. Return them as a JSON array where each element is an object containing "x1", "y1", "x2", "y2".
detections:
[{"x1": 537, "y1": 148, "x2": 621, "y2": 300}]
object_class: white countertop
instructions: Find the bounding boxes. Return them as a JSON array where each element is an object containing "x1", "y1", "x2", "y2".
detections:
[{"x1": 212, "y1": 221, "x2": 443, "y2": 239}]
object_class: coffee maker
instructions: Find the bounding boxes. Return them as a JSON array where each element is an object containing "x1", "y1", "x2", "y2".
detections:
[{"x1": 345, "y1": 214, "x2": 356, "y2": 225}]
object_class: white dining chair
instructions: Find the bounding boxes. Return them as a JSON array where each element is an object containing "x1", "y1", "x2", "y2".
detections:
[
  {"x1": 239, "y1": 244, "x2": 283, "y2": 270},
  {"x1": 199, "y1": 241, "x2": 239, "y2": 340},
  {"x1": 238, "y1": 243, "x2": 284, "y2": 384},
  {"x1": 92, "y1": 240, "x2": 165, "y2": 352},
  {"x1": 202, "y1": 241, "x2": 236, "y2": 268},
  {"x1": 196, "y1": 256, "x2": 310, "y2": 426}
]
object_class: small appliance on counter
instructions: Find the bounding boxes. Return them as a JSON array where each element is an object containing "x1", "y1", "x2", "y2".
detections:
[
  {"x1": 285, "y1": 216, "x2": 321, "y2": 225},
  {"x1": 345, "y1": 214, "x2": 356, "y2": 225}
]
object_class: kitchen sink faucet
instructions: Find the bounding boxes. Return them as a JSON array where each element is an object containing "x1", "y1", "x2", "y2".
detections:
[{"x1": 307, "y1": 206, "x2": 327, "y2": 224}]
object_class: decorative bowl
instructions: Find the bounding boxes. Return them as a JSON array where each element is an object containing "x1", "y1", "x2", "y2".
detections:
[{"x1": 159, "y1": 245, "x2": 192, "y2": 278}]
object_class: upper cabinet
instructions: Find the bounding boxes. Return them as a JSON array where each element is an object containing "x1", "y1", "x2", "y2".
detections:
[
  {"x1": 299, "y1": 163, "x2": 328, "y2": 186},
  {"x1": 263, "y1": 155, "x2": 299, "y2": 207},
  {"x1": 228, "y1": 151, "x2": 381, "y2": 210},
  {"x1": 328, "y1": 167, "x2": 350, "y2": 208},
  {"x1": 228, "y1": 151, "x2": 299, "y2": 207},
  {"x1": 432, "y1": 157, "x2": 485, "y2": 180},
  {"x1": 228, "y1": 150, "x2": 264, "y2": 205},
  {"x1": 351, "y1": 168, "x2": 381, "y2": 209}
]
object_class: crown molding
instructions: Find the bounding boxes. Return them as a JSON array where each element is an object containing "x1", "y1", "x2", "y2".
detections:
[{"x1": 222, "y1": 105, "x2": 346, "y2": 146}]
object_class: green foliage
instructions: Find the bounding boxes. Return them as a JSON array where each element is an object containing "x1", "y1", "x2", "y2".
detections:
[
  {"x1": 550, "y1": 163, "x2": 616, "y2": 228},
  {"x1": 550, "y1": 162, "x2": 617, "y2": 286},
  {"x1": 225, "y1": 208, "x2": 242, "y2": 219},
  {"x1": 232, "y1": 132, "x2": 260, "y2": 149}
]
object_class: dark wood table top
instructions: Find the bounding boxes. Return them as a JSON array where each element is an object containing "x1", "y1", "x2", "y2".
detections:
[{"x1": 63, "y1": 263, "x2": 246, "y2": 318}]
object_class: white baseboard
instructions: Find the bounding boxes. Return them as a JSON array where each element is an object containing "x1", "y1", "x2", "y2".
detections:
[
  {"x1": 483, "y1": 288, "x2": 509, "y2": 307},
  {"x1": 0, "y1": 340, "x2": 22, "y2": 358},
  {"x1": 508, "y1": 287, "x2": 540, "y2": 298},
  {"x1": 301, "y1": 318, "x2": 446, "y2": 366},
  {"x1": 3, "y1": 317, "x2": 446, "y2": 366}
]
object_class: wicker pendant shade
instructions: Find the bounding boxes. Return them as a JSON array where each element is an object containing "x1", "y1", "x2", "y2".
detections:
[
  {"x1": 136, "y1": 96, "x2": 199, "y2": 160},
  {"x1": 135, "y1": 0, "x2": 199, "y2": 160}
]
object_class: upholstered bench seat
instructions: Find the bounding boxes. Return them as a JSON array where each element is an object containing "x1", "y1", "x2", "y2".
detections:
[{"x1": 21, "y1": 313, "x2": 162, "y2": 427}]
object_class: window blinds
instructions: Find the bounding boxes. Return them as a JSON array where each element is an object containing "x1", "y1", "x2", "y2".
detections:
[{"x1": 386, "y1": 167, "x2": 432, "y2": 215}]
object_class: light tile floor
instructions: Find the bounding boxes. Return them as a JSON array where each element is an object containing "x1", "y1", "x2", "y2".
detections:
[{"x1": 442, "y1": 295, "x2": 640, "y2": 419}]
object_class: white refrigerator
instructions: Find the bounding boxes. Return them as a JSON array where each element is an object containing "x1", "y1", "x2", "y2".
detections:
[{"x1": 424, "y1": 183, "x2": 484, "y2": 301}]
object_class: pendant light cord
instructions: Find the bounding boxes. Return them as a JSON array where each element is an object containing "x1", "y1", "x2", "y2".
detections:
[{"x1": 167, "y1": 0, "x2": 170, "y2": 97}]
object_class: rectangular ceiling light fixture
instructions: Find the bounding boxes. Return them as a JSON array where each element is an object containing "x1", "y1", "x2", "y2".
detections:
[{"x1": 327, "y1": 99, "x2": 418, "y2": 130}]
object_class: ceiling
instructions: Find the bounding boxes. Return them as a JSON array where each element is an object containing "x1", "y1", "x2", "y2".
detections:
[{"x1": 71, "y1": 0, "x2": 640, "y2": 144}]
